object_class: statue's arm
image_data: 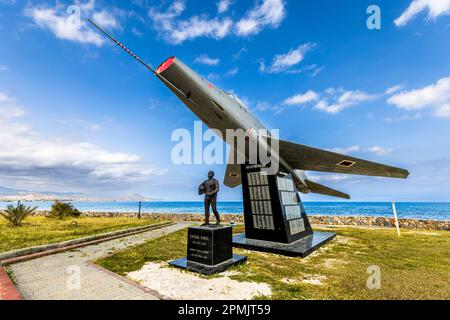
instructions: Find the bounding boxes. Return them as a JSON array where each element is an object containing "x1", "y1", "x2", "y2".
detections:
[{"x1": 213, "y1": 180, "x2": 220, "y2": 195}]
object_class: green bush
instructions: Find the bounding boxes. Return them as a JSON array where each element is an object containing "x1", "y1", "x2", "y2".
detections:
[
  {"x1": 49, "y1": 201, "x2": 81, "y2": 219},
  {"x1": 0, "y1": 201, "x2": 37, "y2": 226}
]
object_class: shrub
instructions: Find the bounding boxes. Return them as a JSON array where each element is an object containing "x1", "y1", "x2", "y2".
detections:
[
  {"x1": 49, "y1": 201, "x2": 81, "y2": 219},
  {"x1": 71, "y1": 208, "x2": 82, "y2": 218},
  {"x1": 0, "y1": 201, "x2": 37, "y2": 226}
]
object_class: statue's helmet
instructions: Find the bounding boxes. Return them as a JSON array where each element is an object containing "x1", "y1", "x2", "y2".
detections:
[{"x1": 208, "y1": 171, "x2": 215, "y2": 179}]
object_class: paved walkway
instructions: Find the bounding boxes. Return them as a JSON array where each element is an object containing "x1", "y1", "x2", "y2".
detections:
[{"x1": 8, "y1": 222, "x2": 191, "y2": 300}]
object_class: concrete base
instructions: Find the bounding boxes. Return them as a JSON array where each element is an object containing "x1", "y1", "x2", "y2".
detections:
[
  {"x1": 169, "y1": 254, "x2": 247, "y2": 275},
  {"x1": 232, "y1": 231, "x2": 336, "y2": 258}
]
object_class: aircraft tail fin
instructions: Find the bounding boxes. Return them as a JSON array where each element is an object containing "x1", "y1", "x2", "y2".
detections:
[{"x1": 304, "y1": 179, "x2": 351, "y2": 199}]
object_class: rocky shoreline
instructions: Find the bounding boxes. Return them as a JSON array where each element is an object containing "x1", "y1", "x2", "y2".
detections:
[{"x1": 32, "y1": 211, "x2": 450, "y2": 231}]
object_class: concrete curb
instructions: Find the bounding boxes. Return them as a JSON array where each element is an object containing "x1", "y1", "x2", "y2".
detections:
[{"x1": 0, "y1": 221, "x2": 174, "y2": 265}]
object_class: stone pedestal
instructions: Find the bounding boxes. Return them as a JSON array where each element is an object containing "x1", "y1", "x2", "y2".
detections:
[
  {"x1": 232, "y1": 164, "x2": 336, "y2": 257},
  {"x1": 233, "y1": 231, "x2": 336, "y2": 258},
  {"x1": 170, "y1": 226, "x2": 247, "y2": 275}
]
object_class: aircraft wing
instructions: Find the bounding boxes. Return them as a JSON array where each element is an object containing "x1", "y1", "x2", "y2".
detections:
[
  {"x1": 304, "y1": 179, "x2": 350, "y2": 199},
  {"x1": 279, "y1": 139, "x2": 409, "y2": 179}
]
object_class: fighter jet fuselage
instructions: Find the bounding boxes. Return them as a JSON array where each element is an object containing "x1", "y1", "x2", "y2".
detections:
[
  {"x1": 156, "y1": 57, "x2": 307, "y2": 189},
  {"x1": 157, "y1": 57, "x2": 265, "y2": 135}
]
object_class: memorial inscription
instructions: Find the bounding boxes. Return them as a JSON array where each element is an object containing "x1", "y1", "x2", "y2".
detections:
[
  {"x1": 170, "y1": 226, "x2": 247, "y2": 274},
  {"x1": 233, "y1": 163, "x2": 336, "y2": 257}
]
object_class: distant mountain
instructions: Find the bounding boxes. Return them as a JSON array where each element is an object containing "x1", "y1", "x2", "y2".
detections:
[
  {"x1": 0, "y1": 187, "x2": 157, "y2": 202},
  {"x1": 0, "y1": 186, "x2": 29, "y2": 195}
]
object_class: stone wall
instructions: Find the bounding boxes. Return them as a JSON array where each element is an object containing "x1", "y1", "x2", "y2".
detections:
[
  {"x1": 308, "y1": 215, "x2": 449, "y2": 231},
  {"x1": 33, "y1": 211, "x2": 450, "y2": 231}
]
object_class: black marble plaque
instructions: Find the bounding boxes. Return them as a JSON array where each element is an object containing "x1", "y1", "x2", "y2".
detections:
[
  {"x1": 187, "y1": 226, "x2": 232, "y2": 266},
  {"x1": 239, "y1": 164, "x2": 314, "y2": 244},
  {"x1": 233, "y1": 163, "x2": 336, "y2": 257}
]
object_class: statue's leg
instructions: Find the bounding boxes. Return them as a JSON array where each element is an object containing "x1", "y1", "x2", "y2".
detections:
[
  {"x1": 211, "y1": 196, "x2": 221, "y2": 224},
  {"x1": 204, "y1": 197, "x2": 211, "y2": 225}
]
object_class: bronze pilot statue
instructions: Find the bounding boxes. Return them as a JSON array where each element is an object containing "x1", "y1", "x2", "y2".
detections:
[{"x1": 199, "y1": 171, "x2": 221, "y2": 226}]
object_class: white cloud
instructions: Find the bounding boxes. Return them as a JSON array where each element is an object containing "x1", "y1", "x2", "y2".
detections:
[
  {"x1": 236, "y1": 0, "x2": 286, "y2": 36},
  {"x1": 434, "y1": 104, "x2": 450, "y2": 117},
  {"x1": 309, "y1": 65, "x2": 324, "y2": 77},
  {"x1": 132, "y1": 27, "x2": 143, "y2": 37},
  {"x1": 387, "y1": 77, "x2": 450, "y2": 118},
  {"x1": 0, "y1": 92, "x2": 164, "y2": 190},
  {"x1": 25, "y1": 3, "x2": 105, "y2": 46},
  {"x1": 395, "y1": 0, "x2": 450, "y2": 27},
  {"x1": 315, "y1": 88, "x2": 376, "y2": 114},
  {"x1": 194, "y1": 54, "x2": 220, "y2": 66},
  {"x1": 171, "y1": 17, "x2": 233, "y2": 44},
  {"x1": 0, "y1": 92, "x2": 15, "y2": 103},
  {"x1": 252, "y1": 101, "x2": 284, "y2": 114},
  {"x1": 368, "y1": 146, "x2": 393, "y2": 156},
  {"x1": 149, "y1": 0, "x2": 286, "y2": 44},
  {"x1": 307, "y1": 173, "x2": 351, "y2": 183},
  {"x1": 282, "y1": 87, "x2": 376, "y2": 114},
  {"x1": 385, "y1": 84, "x2": 403, "y2": 95},
  {"x1": 76, "y1": 0, "x2": 95, "y2": 12},
  {"x1": 260, "y1": 43, "x2": 315, "y2": 73},
  {"x1": 92, "y1": 10, "x2": 120, "y2": 30},
  {"x1": 328, "y1": 145, "x2": 361, "y2": 155},
  {"x1": 149, "y1": 1, "x2": 233, "y2": 44},
  {"x1": 217, "y1": 0, "x2": 232, "y2": 13},
  {"x1": 225, "y1": 67, "x2": 239, "y2": 77},
  {"x1": 0, "y1": 65, "x2": 8, "y2": 72},
  {"x1": 384, "y1": 113, "x2": 422, "y2": 122},
  {"x1": 283, "y1": 90, "x2": 319, "y2": 106},
  {"x1": 327, "y1": 145, "x2": 393, "y2": 157},
  {"x1": 232, "y1": 47, "x2": 248, "y2": 61},
  {"x1": 24, "y1": 1, "x2": 122, "y2": 47},
  {"x1": 0, "y1": 92, "x2": 25, "y2": 119}
]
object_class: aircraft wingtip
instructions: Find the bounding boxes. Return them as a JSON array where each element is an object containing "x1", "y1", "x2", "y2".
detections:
[{"x1": 401, "y1": 169, "x2": 410, "y2": 179}]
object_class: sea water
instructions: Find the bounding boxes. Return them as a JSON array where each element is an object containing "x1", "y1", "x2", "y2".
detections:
[{"x1": 0, "y1": 201, "x2": 449, "y2": 221}]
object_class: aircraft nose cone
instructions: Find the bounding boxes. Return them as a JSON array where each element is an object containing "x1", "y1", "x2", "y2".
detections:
[{"x1": 157, "y1": 57, "x2": 175, "y2": 74}]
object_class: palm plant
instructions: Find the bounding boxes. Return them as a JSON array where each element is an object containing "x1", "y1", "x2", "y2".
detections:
[{"x1": 0, "y1": 201, "x2": 37, "y2": 226}]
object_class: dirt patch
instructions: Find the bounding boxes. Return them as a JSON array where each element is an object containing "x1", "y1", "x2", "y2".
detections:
[
  {"x1": 127, "y1": 262, "x2": 272, "y2": 300},
  {"x1": 323, "y1": 258, "x2": 349, "y2": 269},
  {"x1": 281, "y1": 274, "x2": 326, "y2": 286},
  {"x1": 302, "y1": 275, "x2": 326, "y2": 286}
]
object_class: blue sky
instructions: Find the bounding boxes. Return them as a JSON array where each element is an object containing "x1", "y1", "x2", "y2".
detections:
[{"x1": 1, "y1": 0, "x2": 450, "y2": 201}]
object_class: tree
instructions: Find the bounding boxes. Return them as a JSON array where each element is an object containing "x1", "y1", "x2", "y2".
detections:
[
  {"x1": 49, "y1": 201, "x2": 81, "y2": 219},
  {"x1": 0, "y1": 201, "x2": 37, "y2": 226}
]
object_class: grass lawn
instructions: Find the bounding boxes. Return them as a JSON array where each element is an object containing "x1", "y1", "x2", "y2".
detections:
[
  {"x1": 0, "y1": 216, "x2": 165, "y2": 253},
  {"x1": 96, "y1": 225, "x2": 450, "y2": 300}
]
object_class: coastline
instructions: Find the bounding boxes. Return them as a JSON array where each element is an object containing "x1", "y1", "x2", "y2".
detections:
[
  {"x1": 32, "y1": 211, "x2": 450, "y2": 231},
  {"x1": 3, "y1": 201, "x2": 450, "y2": 221}
]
